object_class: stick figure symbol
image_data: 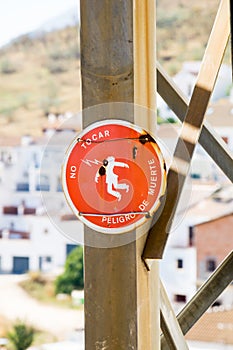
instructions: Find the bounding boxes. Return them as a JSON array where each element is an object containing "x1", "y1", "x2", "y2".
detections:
[{"x1": 95, "y1": 156, "x2": 129, "y2": 201}]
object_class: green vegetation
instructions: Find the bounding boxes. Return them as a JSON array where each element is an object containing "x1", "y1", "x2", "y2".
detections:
[
  {"x1": 20, "y1": 247, "x2": 84, "y2": 307},
  {"x1": 0, "y1": 25, "x2": 81, "y2": 138},
  {"x1": 19, "y1": 272, "x2": 75, "y2": 308},
  {"x1": 55, "y1": 246, "x2": 84, "y2": 295},
  {"x1": 7, "y1": 321, "x2": 35, "y2": 350},
  {"x1": 0, "y1": 59, "x2": 17, "y2": 74},
  {"x1": 157, "y1": 116, "x2": 177, "y2": 125},
  {"x1": 0, "y1": 317, "x2": 54, "y2": 350},
  {"x1": 156, "y1": 0, "x2": 231, "y2": 74}
]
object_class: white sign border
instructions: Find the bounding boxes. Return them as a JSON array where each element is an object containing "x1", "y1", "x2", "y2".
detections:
[{"x1": 62, "y1": 119, "x2": 166, "y2": 234}]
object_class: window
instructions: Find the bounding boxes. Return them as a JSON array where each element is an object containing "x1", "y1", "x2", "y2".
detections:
[
  {"x1": 206, "y1": 258, "x2": 216, "y2": 272},
  {"x1": 191, "y1": 173, "x2": 201, "y2": 179},
  {"x1": 66, "y1": 244, "x2": 77, "y2": 257},
  {"x1": 3, "y1": 206, "x2": 18, "y2": 215},
  {"x1": 36, "y1": 184, "x2": 50, "y2": 191},
  {"x1": 177, "y1": 259, "x2": 183, "y2": 269},
  {"x1": 174, "y1": 294, "x2": 187, "y2": 303},
  {"x1": 24, "y1": 207, "x2": 36, "y2": 215},
  {"x1": 16, "y1": 183, "x2": 29, "y2": 192},
  {"x1": 45, "y1": 256, "x2": 52, "y2": 263},
  {"x1": 36, "y1": 174, "x2": 50, "y2": 191},
  {"x1": 189, "y1": 226, "x2": 195, "y2": 246},
  {"x1": 212, "y1": 300, "x2": 222, "y2": 307}
]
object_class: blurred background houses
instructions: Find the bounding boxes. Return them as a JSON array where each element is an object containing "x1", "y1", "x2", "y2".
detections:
[{"x1": 0, "y1": 0, "x2": 232, "y2": 348}]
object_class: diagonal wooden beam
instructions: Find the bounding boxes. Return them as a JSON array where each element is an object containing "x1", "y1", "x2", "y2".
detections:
[
  {"x1": 156, "y1": 62, "x2": 233, "y2": 183},
  {"x1": 177, "y1": 251, "x2": 233, "y2": 335},
  {"x1": 144, "y1": 0, "x2": 230, "y2": 260},
  {"x1": 160, "y1": 282, "x2": 189, "y2": 350},
  {"x1": 161, "y1": 251, "x2": 233, "y2": 349}
]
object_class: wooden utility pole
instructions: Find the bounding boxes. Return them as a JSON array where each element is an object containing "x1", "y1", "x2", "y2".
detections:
[
  {"x1": 80, "y1": 1, "x2": 159, "y2": 349},
  {"x1": 78, "y1": 1, "x2": 233, "y2": 349}
]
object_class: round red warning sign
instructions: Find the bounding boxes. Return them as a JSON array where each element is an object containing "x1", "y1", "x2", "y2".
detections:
[{"x1": 62, "y1": 120, "x2": 166, "y2": 233}]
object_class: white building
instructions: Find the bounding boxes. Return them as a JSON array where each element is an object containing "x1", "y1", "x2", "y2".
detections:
[
  {"x1": 205, "y1": 98, "x2": 233, "y2": 151},
  {"x1": 0, "y1": 214, "x2": 81, "y2": 274},
  {"x1": 173, "y1": 61, "x2": 232, "y2": 102},
  {"x1": 0, "y1": 124, "x2": 83, "y2": 274},
  {"x1": 160, "y1": 231, "x2": 197, "y2": 312},
  {"x1": 160, "y1": 182, "x2": 233, "y2": 313},
  {"x1": 158, "y1": 120, "x2": 233, "y2": 313},
  {"x1": 157, "y1": 61, "x2": 232, "y2": 123}
]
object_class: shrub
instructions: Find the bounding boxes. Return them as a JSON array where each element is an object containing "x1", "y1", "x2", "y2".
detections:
[
  {"x1": 39, "y1": 96, "x2": 60, "y2": 116},
  {"x1": 49, "y1": 49, "x2": 67, "y2": 61},
  {"x1": 55, "y1": 246, "x2": 84, "y2": 295},
  {"x1": 49, "y1": 47, "x2": 80, "y2": 61},
  {"x1": 46, "y1": 61, "x2": 67, "y2": 74},
  {"x1": 28, "y1": 271, "x2": 46, "y2": 284},
  {"x1": 0, "y1": 59, "x2": 17, "y2": 74},
  {"x1": 7, "y1": 321, "x2": 35, "y2": 350},
  {"x1": 167, "y1": 117, "x2": 177, "y2": 124}
]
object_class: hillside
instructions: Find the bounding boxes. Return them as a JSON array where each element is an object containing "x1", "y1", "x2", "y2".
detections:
[
  {"x1": 0, "y1": 26, "x2": 81, "y2": 138},
  {"x1": 157, "y1": 0, "x2": 225, "y2": 72},
  {"x1": 0, "y1": 0, "x2": 230, "y2": 138}
]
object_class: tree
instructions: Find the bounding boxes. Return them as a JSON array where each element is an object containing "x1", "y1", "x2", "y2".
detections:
[
  {"x1": 55, "y1": 246, "x2": 84, "y2": 294},
  {"x1": 7, "y1": 320, "x2": 35, "y2": 350}
]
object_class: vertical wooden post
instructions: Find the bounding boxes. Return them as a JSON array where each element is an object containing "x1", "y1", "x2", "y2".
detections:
[
  {"x1": 134, "y1": 1, "x2": 160, "y2": 349},
  {"x1": 80, "y1": 1, "x2": 158, "y2": 349}
]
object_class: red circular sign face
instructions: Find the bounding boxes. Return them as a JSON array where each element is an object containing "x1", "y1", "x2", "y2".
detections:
[{"x1": 62, "y1": 120, "x2": 166, "y2": 233}]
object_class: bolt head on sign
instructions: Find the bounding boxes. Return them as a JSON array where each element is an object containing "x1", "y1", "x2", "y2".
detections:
[{"x1": 62, "y1": 120, "x2": 166, "y2": 234}]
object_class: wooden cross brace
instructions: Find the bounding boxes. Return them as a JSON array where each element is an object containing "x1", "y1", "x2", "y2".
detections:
[{"x1": 143, "y1": 0, "x2": 231, "y2": 260}]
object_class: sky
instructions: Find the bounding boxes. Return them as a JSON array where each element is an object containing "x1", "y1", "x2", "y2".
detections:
[{"x1": 0, "y1": 0, "x2": 79, "y2": 47}]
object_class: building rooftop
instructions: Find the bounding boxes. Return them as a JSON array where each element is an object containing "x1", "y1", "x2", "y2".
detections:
[
  {"x1": 186, "y1": 183, "x2": 233, "y2": 226},
  {"x1": 0, "y1": 136, "x2": 21, "y2": 147},
  {"x1": 186, "y1": 307, "x2": 233, "y2": 345}
]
